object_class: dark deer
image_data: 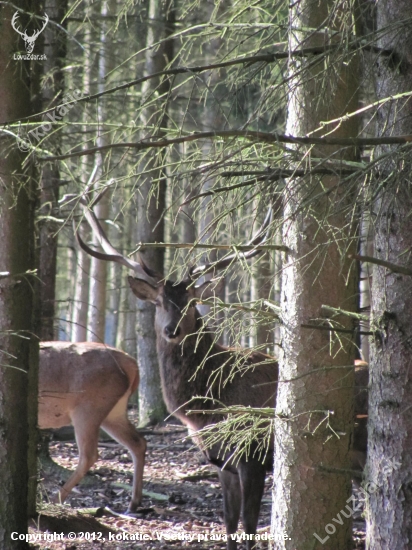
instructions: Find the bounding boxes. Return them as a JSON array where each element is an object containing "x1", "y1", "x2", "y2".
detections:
[
  {"x1": 72, "y1": 195, "x2": 368, "y2": 549},
  {"x1": 73, "y1": 195, "x2": 277, "y2": 549},
  {"x1": 39, "y1": 341, "x2": 146, "y2": 513}
]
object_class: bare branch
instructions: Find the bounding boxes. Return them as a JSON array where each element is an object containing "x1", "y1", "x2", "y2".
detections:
[
  {"x1": 3, "y1": 43, "x2": 389, "y2": 126},
  {"x1": 301, "y1": 323, "x2": 373, "y2": 335},
  {"x1": 320, "y1": 305, "x2": 369, "y2": 321},
  {"x1": 131, "y1": 242, "x2": 289, "y2": 253},
  {"x1": 38, "y1": 131, "x2": 412, "y2": 162},
  {"x1": 350, "y1": 254, "x2": 412, "y2": 276}
]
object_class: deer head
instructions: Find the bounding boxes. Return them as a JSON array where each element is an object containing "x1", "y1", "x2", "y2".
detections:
[{"x1": 69, "y1": 190, "x2": 272, "y2": 345}]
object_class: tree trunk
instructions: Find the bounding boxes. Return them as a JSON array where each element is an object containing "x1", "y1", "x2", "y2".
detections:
[
  {"x1": 71, "y1": 223, "x2": 91, "y2": 341},
  {"x1": 136, "y1": 0, "x2": 174, "y2": 426},
  {"x1": 107, "y1": 259, "x2": 122, "y2": 347},
  {"x1": 196, "y1": 0, "x2": 228, "y2": 321},
  {"x1": 88, "y1": 0, "x2": 116, "y2": 343},
  {"x1": 71, "y1": 7, "x2": 92, "y2": 342},
  {"x1": 117, "y1": 205, "x2": 137, "y2": 357},
  {"x1": 0, "y1": 3, "x2": 37, "y2": 544},
  {"x1": 271, "y1": 1, "x2": 360, "y2": 548},
  {"x1": 38, "y1": 0, "x2": 68, "y2": 341},
  {"x1": 366, "y1": 1, "x2": 412, "y2": 548},
  {"x1": 88, "y1": 194, "x2": 109, "y2": 342},
  {"x1": 251, "y1": 201, "x2": 274, "y2": 352}
]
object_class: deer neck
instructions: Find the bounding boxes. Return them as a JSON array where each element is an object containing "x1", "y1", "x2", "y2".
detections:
[{"x1": 156, "y1": 313, "x2": 219, "y2": 426}]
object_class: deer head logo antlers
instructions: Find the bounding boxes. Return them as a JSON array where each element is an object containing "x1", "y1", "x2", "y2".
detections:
[{"x1": 11, "y1": 12, "x2": 49, "y2": 54}]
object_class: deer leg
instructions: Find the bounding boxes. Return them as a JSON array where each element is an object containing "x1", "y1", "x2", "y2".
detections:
[
  {"x1": 101, "y1": 395, "x2": 146, "y2": 512},
  {"x1": 238, "y1": 459, "x2": 266, "y2": 550},
  {"x1": 218, "y1": 468, "x2": 241, "y2": 550},
  {"x1": 57, "y1": 417, "x2": 101, "y2": 504}
]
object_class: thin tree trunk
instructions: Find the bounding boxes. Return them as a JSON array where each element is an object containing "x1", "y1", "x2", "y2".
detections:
[
  {"x1": 366, "y1": 1, "x2": 412, "y2": 548},
  {"x1": 71, "y1": 7, "x2": 92, "y2": 342},
  {"x1": 37, "y1": 0, "x2": 68, "y2": 499},
  {"x1": 107, "y1": 260, "x2": 122, "y2": 346},
  {"x1": 88, "y1": 0, "x2": 116, "y2": 343},
  {"x1": 38, "y1": 0, "x2": 68, "y2": 341},
  {"x1": 197, "y1": 0, "x2": 229, "y2": 320},
  {"x1": 251, "y1": 201, "x2": 274, "y2": 351},
  {"x1": 117, "y1": 205, "x2": 137, "y2": 356},
  {"x1": 271, "y1": 1, "x2": 360, "y2": 548},
  {"x1": 88, "y1": 195, "x2": 109, "y2": 342},
  {"x1": 136, "y1": 0, "x2": 174, "y2": 426},
  {"x1": 72, "y1": 223, "x2": 91, "y2": 341},
  {"x1": 0, "y1": 2, "x2": 37, "y2": 543}
]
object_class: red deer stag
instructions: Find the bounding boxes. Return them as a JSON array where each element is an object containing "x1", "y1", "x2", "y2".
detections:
[
  {"x1": 39, "y1": 341, "x2": 146, "y2": 513},
  {"x1": 74, "y1": 197, "x2": 277, "y2": 549}
]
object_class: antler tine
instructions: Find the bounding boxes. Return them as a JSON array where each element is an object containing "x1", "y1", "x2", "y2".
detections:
[
  {"x1": 189, "y1": 206, "x2": 273, "y2": 279},
  {"x1": 73, "y1": 196, "x2": 160, "y2": 282}
]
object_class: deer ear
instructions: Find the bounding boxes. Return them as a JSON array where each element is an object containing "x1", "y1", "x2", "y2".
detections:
[
  {"x1": 128, "y1": 276, "x2": 158, "y2": 303},
  {"x1": 193, "y1": 277, "x2": 224, "y2": 300}
]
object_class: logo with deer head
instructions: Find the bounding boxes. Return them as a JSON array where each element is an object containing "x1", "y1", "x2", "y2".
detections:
[{"x1": 11, "y1": 11, "x2": 49, "y2": 53}]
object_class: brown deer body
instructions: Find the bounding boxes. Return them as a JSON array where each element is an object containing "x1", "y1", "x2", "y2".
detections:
[
  {"x1": 129, "y1": 278, "x2": 278, "y2": 549},
  {"x1": 38, "y1": 341, "x2": 146, "y2": 512}
]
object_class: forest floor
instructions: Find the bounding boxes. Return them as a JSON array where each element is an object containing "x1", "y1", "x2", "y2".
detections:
[{"x1": 30, "y1": 414, "x2": 366, "y2": 550}]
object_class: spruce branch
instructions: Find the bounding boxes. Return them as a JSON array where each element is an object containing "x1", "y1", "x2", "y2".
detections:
[
  {"x1": 38, "y1": 131, "x2": 412, "y2": 162},
  {"x1": 350, "y1": 254, "x2": 412, "y2": 276}
]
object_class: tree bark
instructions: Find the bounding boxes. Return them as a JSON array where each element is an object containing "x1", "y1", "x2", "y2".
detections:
[
  {"x1": 117, "y1": 205, "x2": 137, "y2": 357},
  {"x1": 107, "y1": 260, "x2": 122, "y2": 347},
  {"x1": 271, "y1": 1, "x2": 360, "y2": 548},
  {"x1": 38, "y1": 0, "x2": 68, "y2": 341},
  {"x1": 0, "y1": 2, "x2": 37, "y2": 544},
  {"x1": 88, "y1": 195, "x2": 109, "y2": 342},
  {"x1": 87, "y1": 0, "x2": 116, "y2": 343},
  {"x1": 71, "y1": 223, "x2": 91, "y2": 341},
  {"x1": 136, "y1": 0, "x2": 174, "y2": 426},
  {"x1": 71, "y1": 6, "x2": 92, "y2": 342},
  {"x1": 251, "y1": 201, "x2": 274, "y2": 351},
  {"x1": 366, "y1": 1, "x2": 412, "y2": 548}
]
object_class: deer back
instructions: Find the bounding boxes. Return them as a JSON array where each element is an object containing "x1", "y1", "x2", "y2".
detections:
[{"x1": 38, "y1": 341, "x2": 139, "y2": 430}]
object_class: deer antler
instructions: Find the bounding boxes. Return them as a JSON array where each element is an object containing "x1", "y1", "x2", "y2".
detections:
[{"x1": 60, "y1": 192, "x2": 160, "y2": 282}]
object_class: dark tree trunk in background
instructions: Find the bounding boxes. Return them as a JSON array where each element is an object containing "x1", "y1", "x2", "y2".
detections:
[
  {"x1": 38, "y1": 0, "x2": 68, "y2": 341},
  {"x1": 0, "y1": 2, "x2": 38, "y2": 544},
  {"x1": 367, "y1": 1, "x2": 412, "y2": 548}
]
